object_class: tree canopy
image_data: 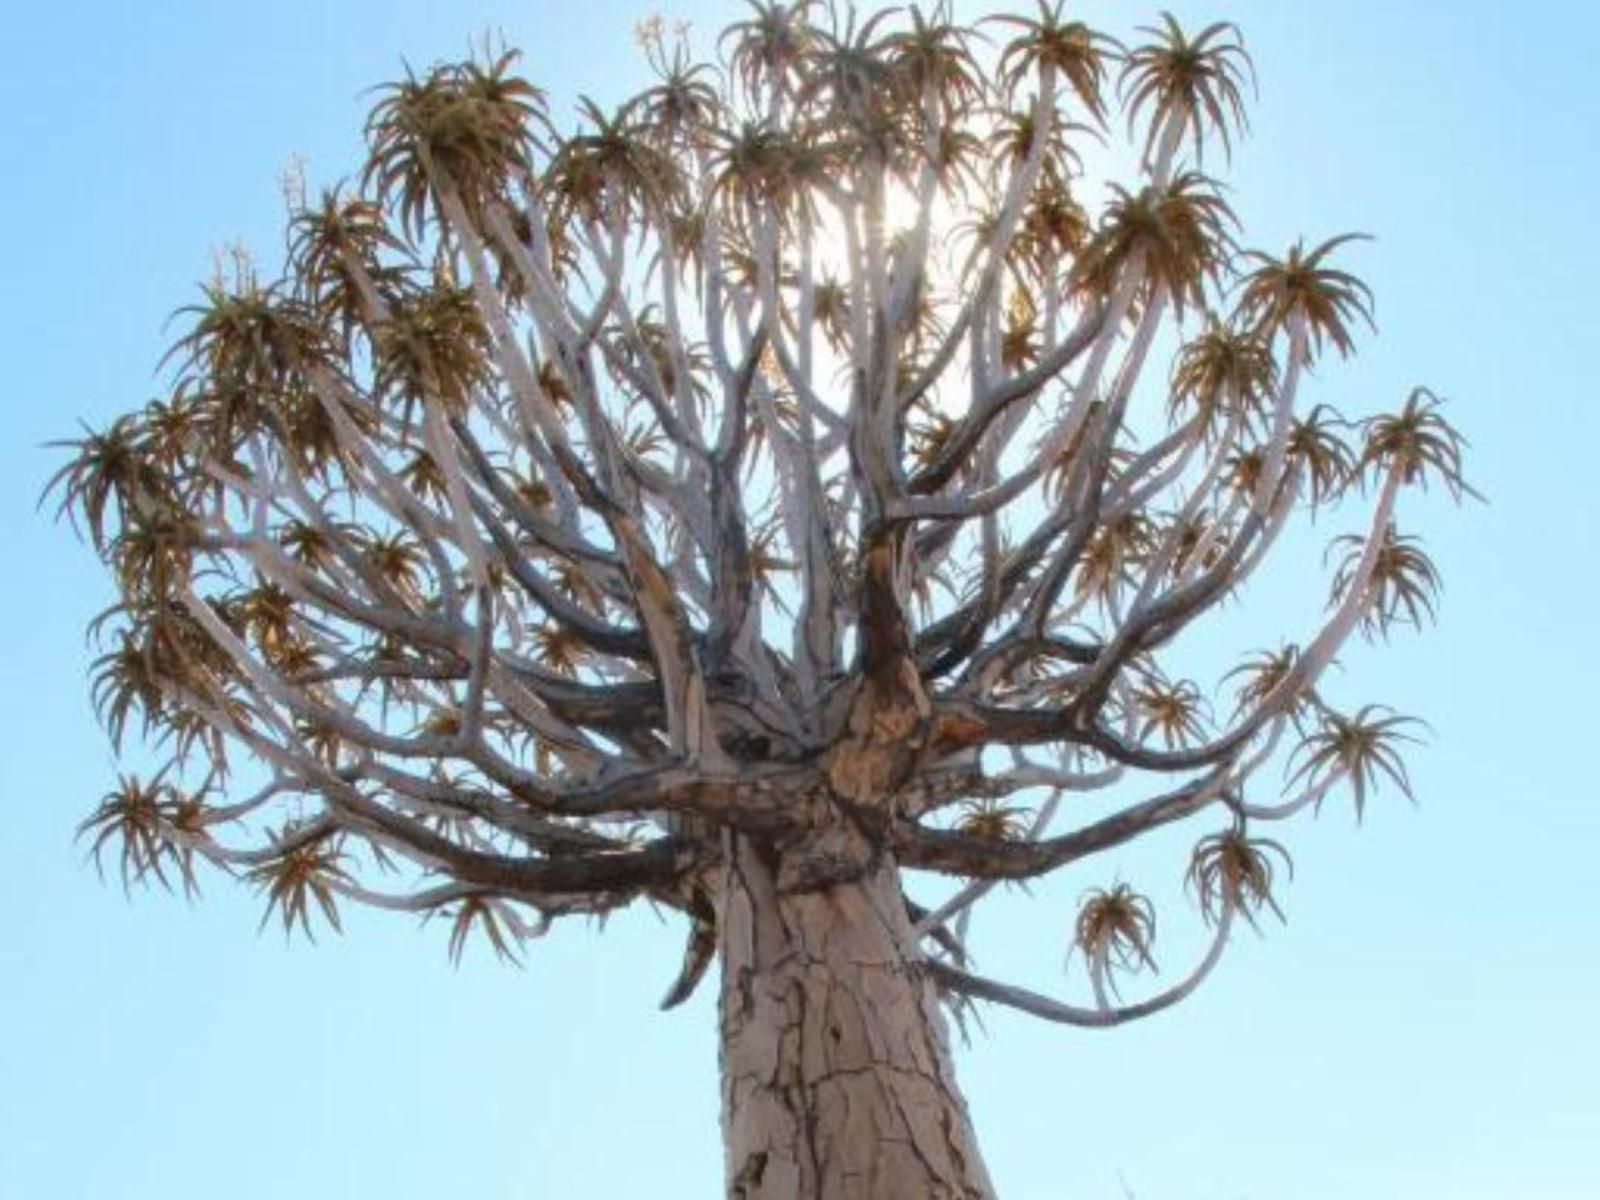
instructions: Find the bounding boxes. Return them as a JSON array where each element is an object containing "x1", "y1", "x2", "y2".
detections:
[{"x1": 49, "y1": 0, "x2": 1470, "y2": 1029}]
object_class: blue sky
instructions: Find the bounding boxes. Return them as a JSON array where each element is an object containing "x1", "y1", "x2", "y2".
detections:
[{"x1": 2, "y1": 1, "x2": 1596, "y2": 1197}]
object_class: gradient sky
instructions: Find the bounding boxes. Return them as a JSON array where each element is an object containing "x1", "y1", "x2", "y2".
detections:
[{"x1": 2, "y1": 2, "x2": 1596, "y2": 1197}]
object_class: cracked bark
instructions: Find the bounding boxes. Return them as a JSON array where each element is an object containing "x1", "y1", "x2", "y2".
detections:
[{"x1": 718, "y1": 835, "x2": 995, "y2": 1200}]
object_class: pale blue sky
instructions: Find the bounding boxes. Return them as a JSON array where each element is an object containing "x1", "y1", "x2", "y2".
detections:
[{"x1": 2, "y1": 2, "x2": 1596, "y2": 1197}]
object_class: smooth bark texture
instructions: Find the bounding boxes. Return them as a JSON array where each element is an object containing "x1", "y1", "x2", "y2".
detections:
[{"x1": 718, "y1": 837, "x2": 993, "y2": 1200}]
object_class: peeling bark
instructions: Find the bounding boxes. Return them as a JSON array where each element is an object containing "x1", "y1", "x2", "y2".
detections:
[{"x1": 718, "y1": 836, "x2": 994, "y2": 1200}]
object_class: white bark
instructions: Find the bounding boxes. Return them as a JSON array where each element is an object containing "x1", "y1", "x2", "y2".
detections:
[{"x1": 718, "y1": 838, "x2": 994, "y2": 1200}]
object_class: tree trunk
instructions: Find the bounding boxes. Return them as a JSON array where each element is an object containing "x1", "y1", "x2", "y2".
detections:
[{"x1": 717, "y1": 836, "x2": 995, "y2": 1200}]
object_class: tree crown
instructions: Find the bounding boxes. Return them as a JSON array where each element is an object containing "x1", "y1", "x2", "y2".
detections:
[{"x1": 49, "y1": 1, "x2": 1470, "y2": 1024}]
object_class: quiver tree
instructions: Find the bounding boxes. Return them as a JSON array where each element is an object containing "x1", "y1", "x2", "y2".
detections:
[{"x1": 50, "y1": 5, "x2": 1473, "y2": 1197}]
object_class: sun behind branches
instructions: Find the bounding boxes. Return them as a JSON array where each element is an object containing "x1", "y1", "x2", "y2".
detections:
[{"x1": 46, "y1": 6, "x2": 1474, "y2": 1193}]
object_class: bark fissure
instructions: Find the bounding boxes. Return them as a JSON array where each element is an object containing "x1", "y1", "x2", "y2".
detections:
[{"x1": 718, "y1": 835, "x2": 994, "y2": 1200}]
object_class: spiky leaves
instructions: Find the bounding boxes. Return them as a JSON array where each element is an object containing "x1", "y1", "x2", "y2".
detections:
[
  {"x1": 1187, "y1": 828, "x2": 1290, "y2": 927},
  {"x1": 1330, "y1": 525, "x2": 1443, "y2": 636},
  {"x1": 1170, "y1": 319, "x2": 1276, "y2": 439},
  {"x1": 1072, "y1": 884, "x2": 1157, "y2": 995},
  {"x1": 1074, "y1": 173, "x2": 1236, "y2": 316},
  {"x1": 955, "y1": 799, "x2": 1032, "y2": 842},
  {"x1": 439, "y1": 893, "x2": 526, "y2": 965},
  {"x1": 630, "y1": 28, "x2": 721, "y2": 150},
  {"x1": 1226, "y1": 646, "x2": 1316, "y2": 725},
  {"x1": 288, "y1": 189, "x2": 411, "y2": 338},
  {"x1": 721, "y1": 1, "x2": 812, "y2": 101},
  {"x1": 1358, "y1": 387, "x2": 1479, "y2": 500},
  {"x1": 1236, "y1": 234, "x2": 1375, "y2": 359},
  {"x1": 545, "y1": 97, "x2": 687, "y2": 227},
  {"x1": 1289, "y1": 706, "x2": 1423, "y2": 822},
  {"x1": 365, "y1": 51, "x2": 548, "y2": 238},
  {"x1": 372, "y1": 279, "x2": 496, "y2": 421},
  {"x1": 709, "y1": 122, "x2": 835, "y2": 236},
  {"x1": 78, "y1": 774, "x2": 205, "y2": 896},
  {"x1": 1131, "y1": 674, "x2": 1209, "y2": 749},
  {"x1": 1121, "y1": 14, "x2": 1254, "y2": 166},
  {"x1": 45, "y1": 418, "x2": 170, "y2": 553},
  {"x1": 247, "y1": 826, "x2": 354, "y2": 940},
  {"x1": 886, "y1": 6, "x2": 985, "y2": 119},
  {"x1": 992, "y1": 2, "x2": 1121, "y2": 122},
  {"x1": 1287, "y1": 405, "x2": 1358, "y2": 508}
]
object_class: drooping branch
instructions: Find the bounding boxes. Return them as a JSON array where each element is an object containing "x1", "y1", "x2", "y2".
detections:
[{"x1": 926, "y1": 903, "x2": 1235, "y2": 1028}]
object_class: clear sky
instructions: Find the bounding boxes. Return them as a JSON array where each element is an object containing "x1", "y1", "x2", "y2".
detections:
[{"x1": 2, "y1": 2, "x2": 1596, "y2": 1197}]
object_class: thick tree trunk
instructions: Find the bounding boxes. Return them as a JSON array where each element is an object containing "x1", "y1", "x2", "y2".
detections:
[{"x1": 717, "y1": 837, "x2": 995, "y2": 1200}]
